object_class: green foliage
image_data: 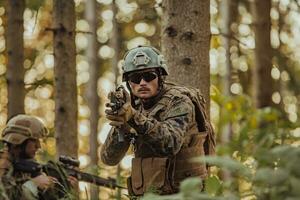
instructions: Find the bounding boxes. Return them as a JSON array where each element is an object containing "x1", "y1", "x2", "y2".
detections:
[
  {"x1": 205, "y1": 175, "x2": 222, "y2": 196},
  {"x1": 142, "y1": 93, "x2": 300, "y2": 200},
  {"x1": 195, "y1": 156, "x2": 252, "y2": 179}
]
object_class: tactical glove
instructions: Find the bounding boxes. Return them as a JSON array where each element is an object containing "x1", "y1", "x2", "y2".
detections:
[{"x1": 105, "y1": 89, "x2": 136, "y2": 127}]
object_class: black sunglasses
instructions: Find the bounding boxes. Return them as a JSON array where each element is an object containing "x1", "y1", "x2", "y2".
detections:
[{"x1": 128, "y1": 71, "x2": 158, "y2": 84}]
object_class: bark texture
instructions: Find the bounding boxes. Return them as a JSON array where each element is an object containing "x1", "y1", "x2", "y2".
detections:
[
  {"x1": 111, "y1": 1, "x2": 121, "y2": 86},
  {"x1": 251, "y1": 0, "x2": 274, "y2": 108},
  {"x1": 161, "y1": 0, "x2": 211, "y2": 111},
  {"x1": 5, "y1": 0, "x2": 25, "y2": 118},
  {"x1": 53, "y1": 0, "x2": 78, "y2": 157},
  {"x1": 85, "y1": 0, "x2": 100, "y2": 199}
]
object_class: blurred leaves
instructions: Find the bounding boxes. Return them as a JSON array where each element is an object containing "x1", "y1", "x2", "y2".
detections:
[
  {"x1": 143, "y1": 91, "x2": 300, "y2": 200},
  {"x1": 26, "y1": 0, "x2": 45, "y2": 11},
  {"x1": 193, "y1": 156, "x2": 252, "y2": 179},
  {"x1": 205, "y1": 175, "x2": 222, "y2": 196}
]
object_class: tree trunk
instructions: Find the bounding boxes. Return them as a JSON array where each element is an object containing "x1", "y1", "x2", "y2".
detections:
[
  {"x1": 219, "y1": 0, "x2": 239, "y2": 142},
  {"x1": 161, "y1": 0, "x2": 211, "y2": 111},
  {"x1": 110, "y1": 2, "x2": 122, "y2": 200},
  {"x1": 85, "y1": 0, "x2": 100, "y2": 199},
  {"x1": 220, "y1": 0, "x2": 238, "y2": 96},
  {"x1": 53, "y1": 0, "x2": 78, "y2": 157},
  {"x1": 5, "y1": 0, "x2": 25, "y2": 118},
  {"x1": 219, "y1": 0, "x2": 239, "y2": 181},
  {"x1": 111, "y1": 1, "x2": 122, "y2": 86},
  {"x1": 251, "y1": 0, "x2": 273, "y2": 108}
]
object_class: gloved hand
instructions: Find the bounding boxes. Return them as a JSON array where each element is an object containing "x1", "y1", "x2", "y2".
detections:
[
  {"x1": 31, "y1": 173, "x2": 58, "y2": 190},
  {"x1": 105, "y1": 89, "x2": 136, "y2": 127},
  {"x1": 67, "y1": 175, "x2": 78, "y2": 188}
]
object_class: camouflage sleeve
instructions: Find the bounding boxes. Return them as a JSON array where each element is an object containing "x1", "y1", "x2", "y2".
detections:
[
  {"x1": 0, "y1": 150, "x2": 38, "y2": 200},
  {"x1": 22, "y1": 180, "x2": 39, "y2": 199},
  {"x1": 128, "y1": 95, "x2": 195, "y2": 156},
  {"x1": 0, "y1": 175, "x2": 32, "y2": 200},
  {"x1": 100, "y1": 127, "x2": 131, "y2": 166}
]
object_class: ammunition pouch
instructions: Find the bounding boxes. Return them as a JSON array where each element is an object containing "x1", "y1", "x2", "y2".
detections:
[
  {"x1": 128, "y1": 157, "x2": 174, "y2": 196},
  {"x1": 173, "y1": 146, "x2": 207, "y2": 188},
  {"x1": 128, "y1": 133, "x2": 207, "y2": 196}
]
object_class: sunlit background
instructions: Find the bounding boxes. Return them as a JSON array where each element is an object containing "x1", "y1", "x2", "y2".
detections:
[{"x1": 0, "y1": 0, "x2": 300, "y2": 199}]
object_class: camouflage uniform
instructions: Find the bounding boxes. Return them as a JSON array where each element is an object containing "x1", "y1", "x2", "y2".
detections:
[
  {"x1": 0, "y1": 115, "x2": 75, "y2": 200},
  {"x1": 0, "y1": 157, "x2": 44, "y2": 200},
  {"x1": 101, "y1": 46, "x2": 212, "y2": 196},
  {"x1": 101, "y1": 82, "x2": 207, "y2": 160},
  {"x1": 0, "y1": 147, "x2": 27, "y2": 200}
]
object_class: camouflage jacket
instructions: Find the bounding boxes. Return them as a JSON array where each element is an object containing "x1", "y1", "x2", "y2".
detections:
[
  {"x1": 0, "y1": 149, "x2": 75, "y2": 200},
  {"x1": 101, "y1": 82, "x2": 207, "y2": 164},
  {"x1": 0, "y1": 147, "x2": 37, "y2": 200}
]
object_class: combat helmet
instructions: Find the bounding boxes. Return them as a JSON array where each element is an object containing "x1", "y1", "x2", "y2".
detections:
[
  {"x1": 1, "y1": 114, "x2": 48, "y2": 145},
  {"x1": 122, "y1": 45, "x2": 168, "y2": 81}
]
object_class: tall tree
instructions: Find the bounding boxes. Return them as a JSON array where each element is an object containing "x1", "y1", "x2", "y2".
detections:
[
  {"x1": 220, "y1": 0, "x2": 239, "y2": 96},
  {"x1": 251, "y1": 0, "x2": 273, "y2": 108},
  {"x1": 85, "y1": 0, "x2": 100, "y2": 199},
  {"x1": 161, "y1": 0, "x2": 211, "y2": 111},
  {"x1": 219, "y1": 0, "x2": 239, "y2": 142},
  {"x1": 110, "y1": 2, "x2": 122, "y2": 200},
  {"x1": 53, "y1": 0, "x2": 78, "y2": 157},
  {"x1": 5, "y1": 0, "x2": 25, "y2": 118},
  {"x1": 219, "y1": 1, "x2": 239, "y2": 182},
  {"x1": 111, "y1": 0, "x2": 121, "y2": 86}
]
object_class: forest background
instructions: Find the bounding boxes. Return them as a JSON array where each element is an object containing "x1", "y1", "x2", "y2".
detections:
[{"x1": 0, "y1": 0, "x2": 299, "y2": 200}]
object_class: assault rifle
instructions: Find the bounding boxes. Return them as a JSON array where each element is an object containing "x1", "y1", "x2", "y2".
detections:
[
  {"x1": 14, "y1": 155, "x2": 125, "y2": 190},
  {"x1": 109, "y1": 85, "x2": 127, "y2": 142}
]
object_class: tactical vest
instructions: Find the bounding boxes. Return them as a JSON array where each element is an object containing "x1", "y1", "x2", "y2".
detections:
[{"x1": 128, "y1": 82, "x2": 215, "y2": 196}]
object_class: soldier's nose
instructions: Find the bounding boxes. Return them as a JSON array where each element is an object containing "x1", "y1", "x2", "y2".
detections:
[{"x1": 139, "y1": 78, "x2": 147, "y2": 85}]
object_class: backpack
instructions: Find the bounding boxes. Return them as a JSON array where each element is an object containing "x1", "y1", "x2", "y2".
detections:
[{"x1": 166, "y1": 82, "x2": 216, "y2": 156}]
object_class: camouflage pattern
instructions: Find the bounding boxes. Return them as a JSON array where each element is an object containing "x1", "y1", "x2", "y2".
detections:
[
  {"x1": 0, "y1": 153, "x2": 75, "y2": 200},
  {"x1": 2, "y1": 114, "x2": 48, "y2": 145},
  {"x1": 0, "y1": 115, "x2": 74, "y2": 200},
  {"x1": 101, "y1": 82, "x2": 208, "y2": 194},
  {"x1": 122, "y1": 46, "x2": 168, "y2": 81},
  {"x1": 0, "y1": 153, "x2": 38, "y2": 200},
  {"x1": 0, "y1": 176, "x2": 25, "y2": 200}
]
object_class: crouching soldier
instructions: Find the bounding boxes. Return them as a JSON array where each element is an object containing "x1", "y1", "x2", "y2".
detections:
[{"x1": 0, "y1": 114, "x2": 77, "y2": 200}]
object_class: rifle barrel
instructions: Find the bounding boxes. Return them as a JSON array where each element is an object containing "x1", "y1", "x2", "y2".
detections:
[{"x1": 71, "y1": 169, "x2": 125, "y2": 189}]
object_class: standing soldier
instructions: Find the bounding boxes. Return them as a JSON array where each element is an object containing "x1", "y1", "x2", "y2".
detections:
[
  {"x1": 0, "y1": 114, "x2": 77, "y2": 200},
  {"x1": 101, "y1": 46, "x2": 215, "y2": 197}
]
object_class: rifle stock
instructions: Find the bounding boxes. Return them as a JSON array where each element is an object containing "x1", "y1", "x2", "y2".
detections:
[{"x1": 66, "y1": 168, "x2": 125, "y2": 189}]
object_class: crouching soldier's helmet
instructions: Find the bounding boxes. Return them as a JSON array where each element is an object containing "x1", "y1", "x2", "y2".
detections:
[
  {"x1": 2, "y1": 114, "x2": 48, "y2": 145},
  {"x1": 122, "y1": 45, "x2": 168, "y2": 81}
]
